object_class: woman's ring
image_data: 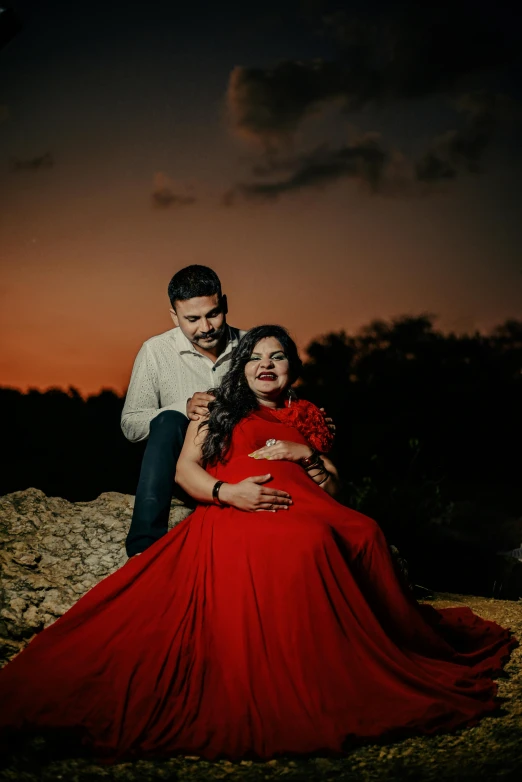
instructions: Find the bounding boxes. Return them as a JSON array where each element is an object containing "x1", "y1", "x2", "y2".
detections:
[{"x1": 266, "y1": 438, "x2": 277, "y2": 447}]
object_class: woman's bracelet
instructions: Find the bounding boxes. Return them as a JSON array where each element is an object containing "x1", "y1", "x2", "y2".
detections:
[
  {"x1": 316, "y1": 471, "x2": 331, "y2": 486},
  {"x1": 299, "y1": 449, "x2": 322, "y2": 471},
  {"x1": 212, "y1": 480, "x2": 226, "y2": 506}
]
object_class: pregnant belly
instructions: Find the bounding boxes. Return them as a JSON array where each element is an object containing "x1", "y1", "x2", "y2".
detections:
[{"x1": 213, "y1": 455, "x2": 308, "y2": 489}]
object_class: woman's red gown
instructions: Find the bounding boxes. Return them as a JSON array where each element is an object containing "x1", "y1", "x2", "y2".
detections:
[{"x1": 0, "y1": 408, "x2": 515, "y2": 761}]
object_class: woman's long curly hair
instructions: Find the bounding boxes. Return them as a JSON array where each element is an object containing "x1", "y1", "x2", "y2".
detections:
[{"x1": 200, "y1": 325, "x2": 303, "y2": 465}]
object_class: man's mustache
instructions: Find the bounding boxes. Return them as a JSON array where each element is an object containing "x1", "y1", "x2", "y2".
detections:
[{"x1": 196, "y1": 328, "x2": 223, "y2": 340}]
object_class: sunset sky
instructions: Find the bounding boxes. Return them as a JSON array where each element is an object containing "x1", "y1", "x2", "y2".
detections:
[{"x1": 1, "y1": 0, "x2": 521, "y2": 395}]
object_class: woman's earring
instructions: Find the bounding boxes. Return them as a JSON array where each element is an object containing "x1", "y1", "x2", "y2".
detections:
[{"x1": 287, "y1": 388, "x2": 296, "y2": 407}]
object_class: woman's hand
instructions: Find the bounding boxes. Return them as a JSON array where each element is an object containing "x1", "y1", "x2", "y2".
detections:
[
  {"x1": 219, "y1": 474, "x2": 292, "y2": 512},
  {"x1": 320, "y1": 407, "x2": 336, "y2": 437},
  {"x1": 248, "y1": 440, "x2": 312, "y2": 463}
]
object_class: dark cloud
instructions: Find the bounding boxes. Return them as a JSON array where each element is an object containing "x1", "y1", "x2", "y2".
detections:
[
  {"x1": 224, "y1": 91, "x2": 518, "y2": 202},
  {"x1": 152, "y1": 189, "x2": 196, "y2": 208},
  {"x1": 227, "y1": 61, "x2": 350, "y2": 147},
  {"x1": 416, "y1": 92, "x2": 511, "y2": 183},
  {"x1": 10, "y1": 152, "x2": 53, "y2": 171},
  {"x1": 151, "y1": 173, "x2": 196, "y2": 208},
  {"x1": 226, "y1": 1, "x2": 520, "y2": 148},
  {"x1": 224, "y1": 2, "x2": 520, "y2": 202},
  {"x1": 224, "y1": 136, "x2": 388, "y2": 203}
]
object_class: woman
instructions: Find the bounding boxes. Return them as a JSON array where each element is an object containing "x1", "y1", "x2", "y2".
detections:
[{"x1": 0, "y1": 326, "x2": 515, "y2": 762}]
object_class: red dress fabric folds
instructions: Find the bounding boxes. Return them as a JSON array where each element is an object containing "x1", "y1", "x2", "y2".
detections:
[{"x1": 0, "y1": 407, "x2": 516, "y2": 761}]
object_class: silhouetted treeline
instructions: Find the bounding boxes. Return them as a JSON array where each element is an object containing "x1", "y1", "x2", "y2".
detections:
[
  {"x1": 1, "y1": 315, "x2": 521, "y2": 594},
  {"x1": 300, "y1": 315, "x2": 522, "y2": 488},
  {"x1": 0, "y1": 387, "x2": 145, "y2": 502},
  {"x1": 299, "y1": 315, "x2": 522, "y2": 594}
]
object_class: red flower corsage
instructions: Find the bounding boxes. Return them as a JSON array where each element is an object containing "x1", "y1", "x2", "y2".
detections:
[{"x1": 270, "y1": 398, "x2": 334, "y2": 453}]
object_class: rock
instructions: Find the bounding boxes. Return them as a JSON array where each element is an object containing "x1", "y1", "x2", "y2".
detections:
[{"x1": 0, "y1": 488, "x2": 193, "y2": 665}]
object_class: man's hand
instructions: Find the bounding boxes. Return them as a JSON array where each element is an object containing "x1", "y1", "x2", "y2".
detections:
[
  {"x1": 219, "y1": 475, "x2": 292, "y2": 512},
  {"x1": 320, "y1": 407, "x2": 336, "y2": 437},
  {"x1": 186, "y1": 392, "x2": 216, "y2": 421}
]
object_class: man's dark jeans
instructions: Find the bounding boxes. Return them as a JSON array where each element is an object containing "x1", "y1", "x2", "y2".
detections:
[{"x1": 126, "y1": 411, "x2": 190, "y2": 557}]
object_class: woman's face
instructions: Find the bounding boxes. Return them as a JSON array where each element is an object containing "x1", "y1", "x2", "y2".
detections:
[{"x1": 244, "y1": 337, "x2": 291, "y2": 406}]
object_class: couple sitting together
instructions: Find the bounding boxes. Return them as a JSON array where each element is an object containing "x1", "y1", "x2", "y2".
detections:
[{"x1": 0, "y1": 265, "x2": 516, "y2": 762}]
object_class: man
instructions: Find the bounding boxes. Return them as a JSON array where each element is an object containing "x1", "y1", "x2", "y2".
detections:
[{"x1": 122, "y1": 265, "x2": 246, "y2": 557}]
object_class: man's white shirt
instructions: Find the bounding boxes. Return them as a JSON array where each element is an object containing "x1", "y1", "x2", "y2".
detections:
[{"x1": 121, "y1": 325, "x2": 245, "y2": 442}]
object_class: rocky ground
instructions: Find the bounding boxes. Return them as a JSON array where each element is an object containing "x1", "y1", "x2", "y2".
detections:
[
  {"x1": 0, "y1": 488, "x2": 192, "y2": 665},
  {"x1": 0, "y1": 489, "x2": 521, "y2": 781}
]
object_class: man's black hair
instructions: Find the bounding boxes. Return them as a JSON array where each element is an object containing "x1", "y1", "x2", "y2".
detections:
[{"x1": 168, "y1": 265, "x2": 222, "y2": 308}]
